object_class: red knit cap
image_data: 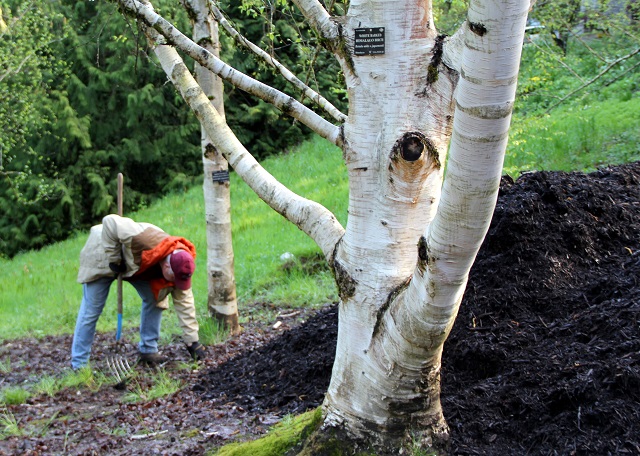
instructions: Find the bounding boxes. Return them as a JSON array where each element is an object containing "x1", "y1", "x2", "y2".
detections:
[{"x1": 170, "y1": 250, "x2": 195, "y2": 290}]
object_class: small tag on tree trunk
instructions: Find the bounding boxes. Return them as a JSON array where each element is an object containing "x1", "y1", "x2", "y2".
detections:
[
  {"x1": 212, "y1": 170, "x2": 230, "y2": 184},
  {"x1": 354, "y1": 28, "x2": 385, "y2": 56}
]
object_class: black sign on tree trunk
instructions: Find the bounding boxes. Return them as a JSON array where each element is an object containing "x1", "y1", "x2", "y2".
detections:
[
  {"x1": 212, "y1": 170, "x2": 230, "y2": 184},
  {"x1": 354, "y1": 28, "x2": 385, "y2": 56}
]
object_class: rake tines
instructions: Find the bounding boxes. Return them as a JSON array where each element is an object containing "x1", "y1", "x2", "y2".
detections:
[{"x1": 107, "y1": 356, "x2": 133, "y2": 387}]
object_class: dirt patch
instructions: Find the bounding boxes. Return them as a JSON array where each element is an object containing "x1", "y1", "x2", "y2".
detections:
[{"x1": 1, "y1": 162, "x2": 639, "y2": 455}]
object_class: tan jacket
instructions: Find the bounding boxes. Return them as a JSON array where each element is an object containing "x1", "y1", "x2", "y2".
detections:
[{"x1": 77, "y1": 214, "x2": 199, "y2": 344}]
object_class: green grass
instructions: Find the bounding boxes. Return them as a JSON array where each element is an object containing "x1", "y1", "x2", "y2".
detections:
[
  {"x1": 0, "y1": 387, "x2": 30, "y2": 406},
  {"x1": 33, "y1": 375, "x2": 58, "y2": 397},
  {"x1": 123, "y1": 369, "x2": 183, "y2": 403},
  {"x1": 0, "y1": 357, "x2": 10, "y2": 374},
  {"x1": 505, "y1": 32, "x2": 640, "y2": 175},
  {"x1": 0, "y1": 365, "x2": 109, "y2": 408},
  {"x1": 506, "y1": 97, "x2": 640, "y2": 175},
  {"x1": 0, "y1": 405, "x2": 59, "y2": 440},
  {"x1": 0, "y1": 406, "x2": 23, "y2": 439}
]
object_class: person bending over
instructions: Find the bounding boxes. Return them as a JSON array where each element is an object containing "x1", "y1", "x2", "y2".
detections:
[{"x1": 71, "y1": 214, "x2": 205, "y2": 369}]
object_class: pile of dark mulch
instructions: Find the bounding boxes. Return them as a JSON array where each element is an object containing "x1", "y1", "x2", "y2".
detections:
[
  {"x1": 195, "y1": 305, "x2": 338, "y2": 414},
  {"x1": 443, "y1": 163, "x2": 640, "y2": 455},
  {"x1": 196, "y1": 162, "x2": 640, "y2": 455}
]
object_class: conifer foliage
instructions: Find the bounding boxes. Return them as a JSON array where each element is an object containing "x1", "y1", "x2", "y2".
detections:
[{"x1": 0, "y1": 0, "x2": 345, "y2": 258}]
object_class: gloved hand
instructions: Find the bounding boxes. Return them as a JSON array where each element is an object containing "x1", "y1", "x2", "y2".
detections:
[
  {"x1": 109, "y1": 262, "x2": 127, "y2": 274},
  {"x1": 186, "y1": 341, "x2": 206, "y2": 361}
]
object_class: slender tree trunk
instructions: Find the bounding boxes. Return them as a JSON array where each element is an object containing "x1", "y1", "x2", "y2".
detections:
[{"x1": 185, "y1": 0, "x2": 241, "y2": 334}]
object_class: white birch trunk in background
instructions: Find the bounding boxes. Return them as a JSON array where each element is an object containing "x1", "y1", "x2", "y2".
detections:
[
  {"x1": 117, "y1": 0, "x2": 529, "y2": 452},
  {"x1": 184, "y1": 0, "x2": 241, "y2": 334}
]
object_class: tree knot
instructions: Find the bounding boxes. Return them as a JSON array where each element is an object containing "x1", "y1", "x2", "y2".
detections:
[
  {"x1": 468, "y1": 21, "x2": 487, "y2": 36},
  {"x1": 391, "y1": 132, "x2": 439, "y2": 166}
]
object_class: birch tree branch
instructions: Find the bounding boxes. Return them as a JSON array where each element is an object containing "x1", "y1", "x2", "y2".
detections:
[
  {"x1": 208, "y1": 1, "x2": 346, "y2": 123},
  {"x1": 117, "y1": 0, "x2": 343, "y2": 146},
  {"x1": 145, "y1": 33, "x2": 345, "y2": 259},
  {"x1": 289, "y1": 0, "x2": 338, "y2": 41}
]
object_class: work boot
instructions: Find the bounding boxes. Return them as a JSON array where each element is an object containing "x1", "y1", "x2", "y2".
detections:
[{"x1": 137, "y1": 352, "x2": 168, "y2": 366}]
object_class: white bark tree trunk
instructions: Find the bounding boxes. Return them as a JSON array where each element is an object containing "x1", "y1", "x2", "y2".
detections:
[
  {"x1": 320, "y1": 0, "x2": 455, "y2": 450},
  {"x1": 321, "y1": 0, "x2": 529, "y2": 452},
  {"x1": 117, "y1": 0, "x2": 529, "y2": 452},
  {"x1": 184, "y1": 0, "x2": 241, "y2": 334}
]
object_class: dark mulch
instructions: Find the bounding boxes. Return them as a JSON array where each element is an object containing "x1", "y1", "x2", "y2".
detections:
[
  {"x1": 1, "y1": 162, "x2": 638, "y2": 455},
  {"x1": 442, "y1": 164, "x2": 640, "y2": 455},
  {"x1": 194, "y1": 305, "x2": 338, "y2": 415}
]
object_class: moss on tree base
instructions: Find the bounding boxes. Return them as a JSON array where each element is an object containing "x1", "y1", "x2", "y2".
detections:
[{"x1": 292, "y1": 416, "x2": 449, "y2": 456}]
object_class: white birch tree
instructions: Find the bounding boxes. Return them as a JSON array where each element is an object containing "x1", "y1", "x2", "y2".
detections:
[
  {"x1": 182, "y1": 0, "x2": 241, "y2": 334},
  {"x1": 116, "y1": 0, "x2": 530, "y2": 453}
]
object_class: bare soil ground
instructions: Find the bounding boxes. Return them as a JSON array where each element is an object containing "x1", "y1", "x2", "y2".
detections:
[{"x1": 1, "y1": 162, "x2": 639, "y2": 456}]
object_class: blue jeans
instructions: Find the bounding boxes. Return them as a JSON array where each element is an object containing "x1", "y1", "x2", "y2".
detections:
[{"x1": 71, "y1": 277, "x2": 164, "y2": 369}]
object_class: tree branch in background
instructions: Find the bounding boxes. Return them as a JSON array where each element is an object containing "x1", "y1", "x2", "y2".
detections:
[
  {"x1": 137, "y1": 20, "x2": 345, "y2": 258},
  {"x1": 603, "y1": 58, "x2": 640, "y2": 87},
  {"x1": 545, "y1": 46, "x2": 640, "y2": 113},
  {"x1": 569, "y1": 28, "x2": 607, "y2": 62},
  {"x1": 608, "y1": 20, "x2": 640, "y2": 44},
  {"x1": 208, "y1": 1, "x2": 347, "y2": 123},
  {"x1": 525, "y1": 36, "x2": 585, "y2": 83},
  {"x1": 118, "y1": 0, "x2": 342, "y2": 146}
]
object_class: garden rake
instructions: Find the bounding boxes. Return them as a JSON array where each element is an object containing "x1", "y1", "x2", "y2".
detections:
[
  {"x1": 107, "y1": 172, "x2": 135, "y2": 387},
  {"x1": 106, "y1": 355, "x2": 133, "y2": 389}
]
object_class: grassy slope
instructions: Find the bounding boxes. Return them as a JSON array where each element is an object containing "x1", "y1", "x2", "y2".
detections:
[
  {"x1": 506, "y1": 95, "x2": 640, "y2": 175},
  {"x1": 505, "y1": 36, "x2": 640, "y2": 175}
]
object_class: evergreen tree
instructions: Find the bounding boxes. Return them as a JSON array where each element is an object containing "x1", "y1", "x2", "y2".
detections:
[{"x1": 0, "y1": 0, "x2": 75, "y2": 257}]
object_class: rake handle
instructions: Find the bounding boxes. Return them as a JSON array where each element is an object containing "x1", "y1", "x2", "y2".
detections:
[{"x1": 116, "y1": 173, "x2": 124, "y2": 342}]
